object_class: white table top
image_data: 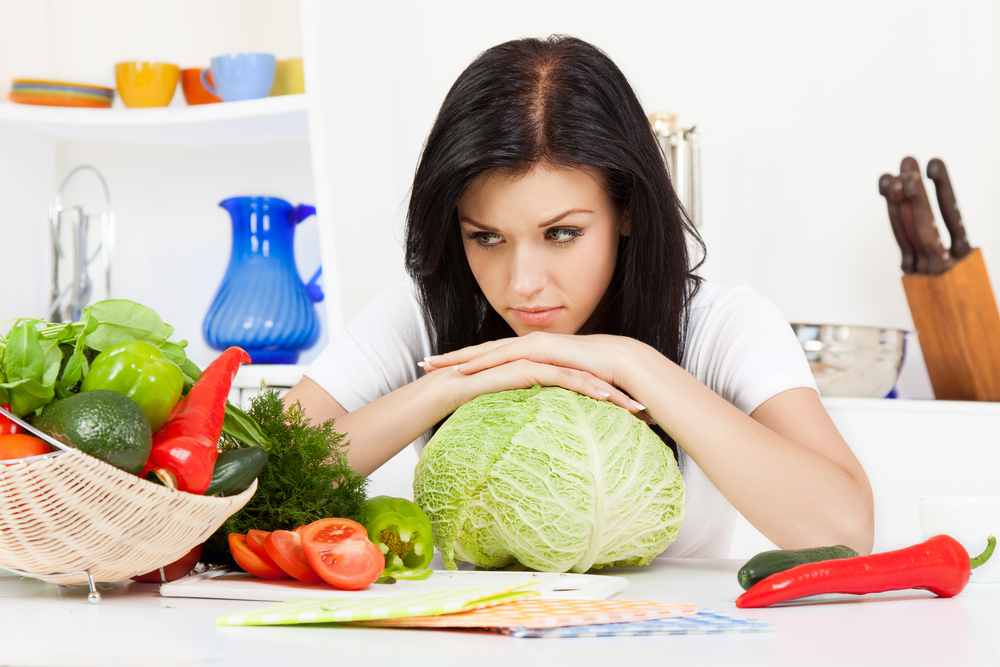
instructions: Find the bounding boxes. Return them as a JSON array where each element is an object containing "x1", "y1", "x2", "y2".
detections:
[{"x1": 2, "y1": 558, "x2": 998, "y2": 667}]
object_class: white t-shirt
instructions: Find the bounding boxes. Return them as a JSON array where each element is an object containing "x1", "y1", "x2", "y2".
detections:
[{"x1": 306, "y1": 279, "x2": 818, "y2": 558}]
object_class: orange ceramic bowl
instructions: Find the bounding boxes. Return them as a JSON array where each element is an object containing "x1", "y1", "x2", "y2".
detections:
[
  {"x1": 180, "y1": 68, "x2": 221, "y2": 105},
  {"x1": 115, "y1": 62, "x2": 179, "y2": 108}
]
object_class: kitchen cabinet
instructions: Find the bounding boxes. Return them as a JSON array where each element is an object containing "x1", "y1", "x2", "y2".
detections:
[
  {"x1": 0, "y1": 0, "x2": 335, "y2": 371},
  {"x1": 731, "y1": 397, "x2": 1000, "y2": 558}
]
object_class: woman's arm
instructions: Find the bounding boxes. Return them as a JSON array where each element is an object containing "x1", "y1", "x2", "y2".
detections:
[
  {"x1": 284, "y1": 373, "x2": 456, "y2": 477},
  {"x1": 623, "y1": 340, "x2": 874, "y2": 554},
  {"x1": 427, "y1": 332, "x2": 875, "y2": 555},
  {"x1": 284, "y1": 356, "x2": 645, "y2": 477}
]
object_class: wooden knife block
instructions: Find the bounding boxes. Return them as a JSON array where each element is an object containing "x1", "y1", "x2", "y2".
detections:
[{"x1": 902, "y1": 248, "x2": 1000, "y2": 400}]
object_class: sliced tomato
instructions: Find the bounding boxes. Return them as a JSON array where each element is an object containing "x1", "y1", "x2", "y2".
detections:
[
  {"x1": 265, "y1": 530, "x2": 324, "y2": 584},
  {"x1": 300, "y1": 518, "x2": 384, "y2": 590},
  {"x1": 243, "y1": 529, "x2": 286, "y2": 572},
  {"x1": 229, "y1": 533, "x2": 288, "y2": 580},
  {"x1": 246, "y1": 529, "x2": 271, "y2": 557},
  {"x1": 132, "y1": 544, "x2": 202, "y2": 583}
]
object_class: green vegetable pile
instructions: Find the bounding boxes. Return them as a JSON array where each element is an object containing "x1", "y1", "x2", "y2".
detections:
[
  {"x1": 202, "y1": 389, "x2": 368, "y2": 566},
  {"x1": 414, "y1": 386, "x2": 685, "y2": 573},
  {"x1": 0, "y1": 300, "x2": 201, "y2": 417}
]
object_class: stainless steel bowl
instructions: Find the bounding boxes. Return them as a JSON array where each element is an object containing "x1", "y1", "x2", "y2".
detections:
[{"x1": 791, "y1": 324, "x2": 907, "y2": 398}]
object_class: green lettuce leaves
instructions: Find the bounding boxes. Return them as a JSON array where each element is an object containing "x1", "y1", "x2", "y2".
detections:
[{"x1": 413, "y1": 386, "x2": 685, "y2": 573}]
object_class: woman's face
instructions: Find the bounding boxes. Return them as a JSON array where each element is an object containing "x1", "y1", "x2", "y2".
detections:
[{"x1": 457, "y1": 164, "x2": 628, "y2": 336}]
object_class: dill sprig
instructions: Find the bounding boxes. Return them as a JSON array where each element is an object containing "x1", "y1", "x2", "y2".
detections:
[{"x1": 201, "y1": 389, "x2": 368, "y2": 566}]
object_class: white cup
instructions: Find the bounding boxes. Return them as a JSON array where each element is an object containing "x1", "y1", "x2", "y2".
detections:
[{"x1": 919, "y1": 496, "x2": 1000, "y2": 583}]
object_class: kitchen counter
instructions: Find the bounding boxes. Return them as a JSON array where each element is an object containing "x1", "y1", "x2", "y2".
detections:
[{"x1": 2, "y1": 558, "x2": 997, "y2": 666}]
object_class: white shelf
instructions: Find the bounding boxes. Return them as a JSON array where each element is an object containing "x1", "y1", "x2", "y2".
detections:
[
  {"x1": 232, "y1": 363, "x2": 307, "y2": 389},
  {"x1": 0, "y1": 94, "x2": 308, "y2": 145}
]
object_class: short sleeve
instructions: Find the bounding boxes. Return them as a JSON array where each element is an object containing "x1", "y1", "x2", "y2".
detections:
[
  {"x1": 305, "y1": 279, "x2": 433, "y2": 413},
  {"x1": 683, "y1": 283, "x2": 818, "y2": 415}
]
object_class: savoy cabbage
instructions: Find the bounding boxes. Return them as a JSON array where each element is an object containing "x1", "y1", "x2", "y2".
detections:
[{"x1": 413, "y1": 386, "x2": 685, "y2": 573}]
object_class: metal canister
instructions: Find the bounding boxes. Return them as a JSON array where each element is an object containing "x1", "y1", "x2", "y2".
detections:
[{"x1": 649, "y1": 112, "x2": 701, "y2": 227}]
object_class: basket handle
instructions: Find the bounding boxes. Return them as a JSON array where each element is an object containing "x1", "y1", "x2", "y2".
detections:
[{"x1": 0, "y1": 405, "x2": 75, "y2": 455}]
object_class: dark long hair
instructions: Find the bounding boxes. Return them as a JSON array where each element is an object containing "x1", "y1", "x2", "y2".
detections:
[{"x1": 404, "y1": 35, "x2": 705, "y2": 457}]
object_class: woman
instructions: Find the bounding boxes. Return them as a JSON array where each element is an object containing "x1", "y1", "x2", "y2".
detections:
[{"x1": 286, "y1": 35, "x2": 874, "y2": 558}]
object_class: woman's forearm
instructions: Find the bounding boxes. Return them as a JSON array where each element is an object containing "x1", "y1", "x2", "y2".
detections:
[
  {"x1": 622, "y1": 340, "x2": 874, "y2": 554},
  {"x1": 298, "y1": 371, "x2": 464, "y2": 477}
]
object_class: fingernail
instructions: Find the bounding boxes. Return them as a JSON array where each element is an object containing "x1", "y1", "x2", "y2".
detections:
[
  {"x1": 630, "y1": 400, "x2": 646, "y2": 411},
  {"x1": 424, "y1": 355, "x2": 434, "y2": 362},
  {"x1": 598, "y1": 390, "x2": 611, "y2": 398},
  {"x1": 453, "y1": 364, "x2": 466, "y2": 371},
  {"x1": 417, "y1": 361, "x2": 426, "y2": 368}
]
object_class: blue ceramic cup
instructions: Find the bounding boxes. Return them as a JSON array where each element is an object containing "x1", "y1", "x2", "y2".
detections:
[{"x1": 201, "y1": 52, "x2": 275, "y2": 102}]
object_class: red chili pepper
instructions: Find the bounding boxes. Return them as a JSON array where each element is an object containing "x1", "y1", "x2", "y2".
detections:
[
  {"x1": 735, "y1": 534, "x2": 996, "y2": 608},
  {"x1": 140, "y1": 347, "x2": 249, "y2": 494},
  {"x1": 0, "y1": 404, "x2": 22, "y2": 435}
]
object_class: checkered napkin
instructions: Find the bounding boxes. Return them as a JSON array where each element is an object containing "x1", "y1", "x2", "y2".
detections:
[
  {"x1": 494, "y1": 608, "x2": 775, "y2": 638},
  {"x1": 348, "y1": 597, "x2": 699, "y2": 629},
  {"x1": 216, "y1": 586, "x2": 537, "y2": 626}
]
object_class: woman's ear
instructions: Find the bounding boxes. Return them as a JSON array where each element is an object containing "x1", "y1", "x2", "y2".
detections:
[{"x1": 619, "y1": 215, "x2": 632, "y2": 236}]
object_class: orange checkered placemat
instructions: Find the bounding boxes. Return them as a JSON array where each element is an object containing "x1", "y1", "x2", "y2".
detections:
[{"x1": 347, "y1": 598, "x2": 700, "y2": 630}]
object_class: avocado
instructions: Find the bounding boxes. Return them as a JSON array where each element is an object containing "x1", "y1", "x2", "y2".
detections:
[{"x1": 33, "y1": 390, "x2": 152, "y2": 475}]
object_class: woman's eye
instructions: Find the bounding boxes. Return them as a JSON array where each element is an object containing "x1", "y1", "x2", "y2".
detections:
[
  {"x1": 472, "y1": 232, "x2": 502, "y2": 247},
  {"x1": 548, "y1": 228, "x2": 582, "y2": 243}
]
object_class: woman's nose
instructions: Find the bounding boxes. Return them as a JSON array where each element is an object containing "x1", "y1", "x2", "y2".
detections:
[{"x1": 509, "y1": 245, "x2": 547, "y2": 297}]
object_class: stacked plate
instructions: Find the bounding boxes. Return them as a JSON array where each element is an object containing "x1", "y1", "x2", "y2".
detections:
[{"x1": 8, "y1": 79, "x2": 114, "y2": 108}]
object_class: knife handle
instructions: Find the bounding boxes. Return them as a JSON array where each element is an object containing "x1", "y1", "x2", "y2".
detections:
[
  {"x1": 902, "y1": 170, "x2": 951, "y2": 275},
  {"x1": 879, "y1": 174, "x2": 916, "y2": 274},
  {"x1": 926, "y1": 158, "x2": 972, "y2": 260},
  {"x1": 900, "y1": 156, "x2": 921, "y2": 175},
  {"x1": 890, "y1": 175, "x2": 929, "y2": 275}
]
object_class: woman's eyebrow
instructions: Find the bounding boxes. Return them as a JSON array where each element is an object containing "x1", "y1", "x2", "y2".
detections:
[{"x1": 459, "y1": 208, "x2": 594, "y2": 232}]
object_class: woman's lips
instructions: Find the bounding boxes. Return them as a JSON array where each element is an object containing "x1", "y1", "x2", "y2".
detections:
[{"x1": 511, "y1": 307, "x2": 562, "y2": 324}]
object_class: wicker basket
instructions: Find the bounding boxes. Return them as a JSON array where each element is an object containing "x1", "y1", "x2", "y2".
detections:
[{"x1": 0, "y1": 407, "x2": 255, "y2": 586}]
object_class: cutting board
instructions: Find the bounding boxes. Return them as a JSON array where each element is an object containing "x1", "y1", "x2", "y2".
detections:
[{"x1": 160, "y1": 568, "x2": 627, "y2": 603}]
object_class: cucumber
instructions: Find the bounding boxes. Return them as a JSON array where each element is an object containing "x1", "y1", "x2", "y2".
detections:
[
  {"x1": 205, "y1": 446, "x2": 267, "y2": 497},
  {"x1": 737, "y1": 545, "x2": 860, "y2": 590}
]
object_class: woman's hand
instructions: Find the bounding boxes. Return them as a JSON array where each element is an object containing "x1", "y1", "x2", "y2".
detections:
[{"x1": 421, "y1": 332, "x2": 654, "y2": 423}]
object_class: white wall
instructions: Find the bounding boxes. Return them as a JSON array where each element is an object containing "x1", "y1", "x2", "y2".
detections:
[
  {"x1": 306, "y1": 0, "x2": 1000, "y2": 398},
  {"x1": 6, "y1": 0, "x2": 1000, "y2": 379}
]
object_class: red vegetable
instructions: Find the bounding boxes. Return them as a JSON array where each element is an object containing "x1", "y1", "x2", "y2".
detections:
[
  {"x1": 229, "y1": 534, "x2": 288, "y2": 580},
  {"x1": 0, "y1": 404, "x2": 22, "y2": 436},
  {"x1": 266, "y1": 530, "x2": 324, "y2": 585},
  {"x1": 736, "y1": 534, "x2": 996, "y2": 608},
  {"x1": 300, "y1": 518, "x2": 384, "y2": 590},
  {"x1": 131, "y1": 544, "x2": 203, "y2": 583},
  {"x1": 141, "y1": 347, "x2": 249, "y2": 494}
]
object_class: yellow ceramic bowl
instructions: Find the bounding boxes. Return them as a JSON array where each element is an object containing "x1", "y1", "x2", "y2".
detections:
[{"x1": 115, "y1": 62, "x2": 179, "y2": 108}]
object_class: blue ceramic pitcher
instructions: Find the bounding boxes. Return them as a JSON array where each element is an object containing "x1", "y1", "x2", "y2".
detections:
[{"x1": 203, "y1": 196, "x2": 324, "y2": 364}]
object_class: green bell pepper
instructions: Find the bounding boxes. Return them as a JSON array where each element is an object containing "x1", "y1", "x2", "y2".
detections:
[
  {"x1": 80, "y1": 341, "x2": 183, "y2": 432},
  {"x1": 363, "y1": 495, "x2": 435, "y2": 574}
]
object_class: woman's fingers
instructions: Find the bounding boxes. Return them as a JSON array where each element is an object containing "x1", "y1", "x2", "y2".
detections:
[
  {"x1": 460, "y1": 359, "x2": 642, "y2": 416},
  {"x1": 420, "y1": 337, "x2": 520, "y2": 372}
]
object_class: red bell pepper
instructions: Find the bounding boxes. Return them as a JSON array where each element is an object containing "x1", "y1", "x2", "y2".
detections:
[
  {"x1": 735, "y1": 534, "x2": 996, "y2": 608},
  {"x1": 141, "y1": 347, "x2": 249, "y2": 494},
  {"x1": 0, "y1": 404, "x2": 22, "y2": 435}
]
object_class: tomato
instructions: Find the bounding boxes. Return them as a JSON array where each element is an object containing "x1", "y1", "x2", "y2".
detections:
[
  {"x1": 265, "y1": 530, "x2": 324, "y2": 584},
  {"x1": 131, "y1": 544, "x2": 202, "y2": 583},
  {"x1": 300, "y1": 518, "x2": 384, "y2": 590},
  {"x1": 0, "y1": 434, "x2": 54, "y2": 461},
  {"x1": 246, "y1": 529, "x2": 271, "y2": 558},
  {"x1": 228, "y1": 533, "x2": 288, "y2": 580}
]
